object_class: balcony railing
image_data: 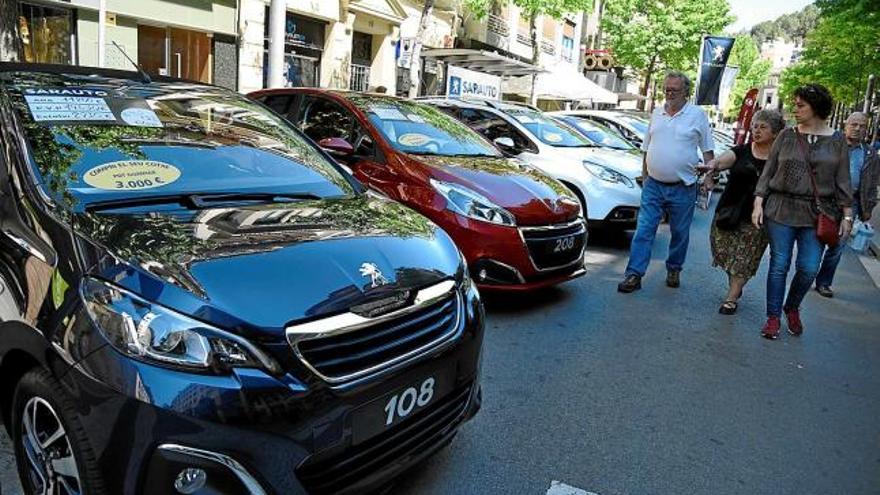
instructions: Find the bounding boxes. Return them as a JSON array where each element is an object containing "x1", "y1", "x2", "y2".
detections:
[
  {"x1": 487, "y1": 14, "x2": 509, "y2": 36},
  {"x1": 516, "y1": 30, "x2": 533, "y2": 46},
  {"x1": 349, "y1": 64, "x2": 370, "y2": 92},
  {"x1": 540, "y1": 39, "x2": 556, "y2": 55}
]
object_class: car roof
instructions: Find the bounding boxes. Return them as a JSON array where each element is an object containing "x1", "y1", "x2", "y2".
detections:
[
  {"x1": 0, "y1": 62, "x2": 203, "y2": 88},
  {"x1": 251, "y1": 87, "x2": 402, "y2": 102},
  {"x1": 417, "y1": 97, "x2": 541, "y2": 113}
]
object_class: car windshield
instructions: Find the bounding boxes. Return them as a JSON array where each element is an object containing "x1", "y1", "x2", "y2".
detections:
[
  {"x1": 618, "y1": 115, "x2": 649, "y2": 137},
  {"x1": 558, "y1": 116, "x2": 634, "y2": 150},
  {"x1": 505, "y1": 108, "x2": 591, "y2": 148},
  {"x1": 3, "y1": 72, "x2": 356, "y2": 213},
  {"x1": 348, "y1": 96, "x2": 500, "y2": 157}
]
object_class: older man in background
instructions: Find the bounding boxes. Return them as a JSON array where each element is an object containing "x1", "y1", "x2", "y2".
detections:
[
  {"x1": 814, "y1": 111, "x2": 880, "y2": 297},
  {"x1": 618, "y1": 71, "x2": 715, "y2": 293}
]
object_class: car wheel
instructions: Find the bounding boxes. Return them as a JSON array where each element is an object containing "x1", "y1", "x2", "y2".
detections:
[{"x1": 12, "y1": 368, "x2": 106, "y2": 495}]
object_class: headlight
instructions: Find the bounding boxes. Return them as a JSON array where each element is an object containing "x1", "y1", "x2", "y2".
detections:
[
  {"x1": 81, "y1": 278, "x2": 279, "y2": 374},
  {"x1": 583, "y1": 161, "x2": 635, "y2": 188},
  {"x1": 430, "y1": 179, "x2": 516, "y2": 226}
]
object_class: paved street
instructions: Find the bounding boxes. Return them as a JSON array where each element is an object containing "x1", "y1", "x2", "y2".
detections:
[{"x1": 2, "y1": 206, "x2": 880, "y2": 495}]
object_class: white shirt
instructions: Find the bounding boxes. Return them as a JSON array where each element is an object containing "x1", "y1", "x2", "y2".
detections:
[{"x1": 641, "y1": 102, "x2": 714, "y2": 185}]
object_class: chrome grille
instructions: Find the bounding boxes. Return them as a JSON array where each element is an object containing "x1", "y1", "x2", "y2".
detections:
[{"x1": 286, "y1": 280, "x2": 462, "y2": 384}]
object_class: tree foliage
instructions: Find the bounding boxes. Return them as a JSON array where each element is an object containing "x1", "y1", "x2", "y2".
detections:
[
  {"x1": 749, "y1": 5, "x2": 819, "y2": 45},
  {"x1": 601, "y1": 0, "x2": 733, "y2": 104},
  {"x1": 779, "y1": 2, "x2": 880, "y2": 108},
  {"x1": 724, "y1": 35, "x2": 771, "y2": 118}
]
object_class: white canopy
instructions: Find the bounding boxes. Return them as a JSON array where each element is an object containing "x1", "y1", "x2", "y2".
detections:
[{"x1": 502, "y1": 64, "x2": 619, "y2": 105}]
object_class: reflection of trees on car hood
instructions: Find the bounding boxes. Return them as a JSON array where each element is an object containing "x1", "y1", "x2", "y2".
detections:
[
  {"x1": 73, "y1": 195, "x2": 436, "y2": 297},
  {"x1": 414, "y1": 154, "x2": 570, "y2": 197}
]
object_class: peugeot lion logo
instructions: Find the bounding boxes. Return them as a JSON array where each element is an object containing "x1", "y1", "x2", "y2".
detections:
[
  {"x1": 712, "y1": 46, "x2": 725, "y2": 62},
  {"x1": 360, "y1": 262, "x2": 389, "y2": 288}
]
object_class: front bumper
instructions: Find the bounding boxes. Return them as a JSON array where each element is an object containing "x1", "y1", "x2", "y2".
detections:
[
  {"x1": 436, "y1": 213, "x2": 587, "y2": 291},
  {"x1": 64, "y1": 285, "x2": 484, "y2": 495}
]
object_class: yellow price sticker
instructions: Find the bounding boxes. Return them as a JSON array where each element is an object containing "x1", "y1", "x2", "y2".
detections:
[{"x1": 84, "y1": 160, "x2": 181, "y2": 191}]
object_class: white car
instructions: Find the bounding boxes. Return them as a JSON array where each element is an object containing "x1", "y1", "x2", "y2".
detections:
[{"x1": 422, "y1": 98, "x2": 642, "y2": 229}]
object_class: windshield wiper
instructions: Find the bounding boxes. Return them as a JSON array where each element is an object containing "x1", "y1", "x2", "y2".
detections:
[
  {"x1": 120, "y1": 138, "x2": 217, "y2": 149},
  {"x1": 85, "y1": 192, "x2": 323, "y2": 212}
]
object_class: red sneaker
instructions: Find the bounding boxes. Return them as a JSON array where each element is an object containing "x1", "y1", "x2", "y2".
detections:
[
  {"x1": 785, "y1": 308, "x2": 804, "y2": 336},
  {"x1": 761, "y1": 316, "x2": 780, "y2": 339}
]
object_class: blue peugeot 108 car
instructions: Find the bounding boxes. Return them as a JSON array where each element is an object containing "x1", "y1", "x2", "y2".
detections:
[{"x1": 0, "y1": 64, "x2": 483, "y2": 494}]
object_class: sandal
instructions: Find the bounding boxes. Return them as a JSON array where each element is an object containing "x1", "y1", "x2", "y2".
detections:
[{"x1": 719, "y1": 300, "x2": 738, "y2": 315}]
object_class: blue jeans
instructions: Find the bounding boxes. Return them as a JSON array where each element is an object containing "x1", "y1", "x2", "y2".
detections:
[
  {"x1": 815, "y1": 198, "x2": 860, "y2": 288},
  {"x1": 625, "y1": 177, "x2": 697, "y2": 277},
  {"x1": 765, "y1": 219, "x2": 824, "y2": 317}
]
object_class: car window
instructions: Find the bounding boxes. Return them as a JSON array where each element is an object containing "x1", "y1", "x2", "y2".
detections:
[
  {"x1": 348, "y1": 96, "x2": 501, "y2": 157},
  {"x1": 558, "y1": 116, "x2": 633, "y2": 150},
  {"x1": 262, "y1": 94, "x2": 293, "y2": 116},
  {"x1": 458, "y1": 108, "x2": 536, "y2": 153},
  {"x1": 299, "y1": 96, "x2": 375, "y2": 157},
  {"x1": 504, "y1": 108, "x2": 591, "y2": 148},
  {"x1": 3, "y1": 73, "x2": 356, "y2": 213}
]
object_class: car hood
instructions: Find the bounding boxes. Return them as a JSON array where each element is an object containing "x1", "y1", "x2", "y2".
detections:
[
  {"x1": 409, "y1": 154, "x2": 580, "y2": 225},
  {"x1": 74, "y1": 194, "x2": 461, "y2": 338},
  {"x1": 550, "y1": 146, "x2": 643, "y2": 178}
]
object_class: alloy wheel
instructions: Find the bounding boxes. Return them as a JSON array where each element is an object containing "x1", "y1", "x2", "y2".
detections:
[{"x1": 19, "y1": 397, "x2": 82, "y2": 495}]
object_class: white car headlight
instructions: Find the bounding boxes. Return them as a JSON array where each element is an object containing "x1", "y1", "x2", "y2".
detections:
[
  {"x1": 583, "y1": 161, "x2": 635, "y2": 188},
  {"x1": 81, "y1": 278, "x2": 279, "y2": 374},
  {"x1": 430, "y1": 179, "x2": 516, "y2": 226}
]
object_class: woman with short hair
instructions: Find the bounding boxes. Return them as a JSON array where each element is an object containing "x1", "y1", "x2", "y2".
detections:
[
  {"x1": 702, "y1": 109, "x2": 786, "y2": 315},
  {"x1": 752, "y1": 84, "x2": 853, "y2": 339}
]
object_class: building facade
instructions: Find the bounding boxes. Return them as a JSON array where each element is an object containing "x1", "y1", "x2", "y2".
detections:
[
  {"x1": 12, "y1": 0, "x2": 238, "y2": 89},
  {"x1": 238, "y1": 0, "x2": 452, "y2": 95}
]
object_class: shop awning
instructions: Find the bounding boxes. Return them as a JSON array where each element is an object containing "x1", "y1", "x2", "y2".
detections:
[
  {"x1": 421, "y1": 48, "x2": 542, "y2": 77},
  {"x1": 502, "y1": 64, "x2": 619, "y2": 104}
]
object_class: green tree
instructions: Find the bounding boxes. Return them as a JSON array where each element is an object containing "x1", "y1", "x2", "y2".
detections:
[
  {"x1": 779, "y1": 3, "x2": 880, "y2": 109},
  {"x1": 749, "y1": 4, "x2": 818, "y2": 45},
  {"x1": 601, "y1": 0, "x2": 734, "y2": 109},
  {"x1": 724, "y1": 35, "x2": 771, "y2": 118}
]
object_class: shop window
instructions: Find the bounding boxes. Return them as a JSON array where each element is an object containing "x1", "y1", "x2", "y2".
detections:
[
  {"x1": 263, "y1": 9, "x2": 325, "y2": 88},
  {"x1": 562, "y1": 20, "x2": 575, "y2": 62},
  {"x1": 19, "y1": 3, "x2": 73, "y2": 64}
]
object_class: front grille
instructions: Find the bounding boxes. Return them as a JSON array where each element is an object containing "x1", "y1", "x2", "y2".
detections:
[
  {"x1": 297, "y1": 385, "x2": 472, "y2": 494},
  {"x1": 287, "y1": 281, "x2": 461, "y2": 383},
  {"x1": 520, "y1": 221, "x2": 587, "y2": 271}
]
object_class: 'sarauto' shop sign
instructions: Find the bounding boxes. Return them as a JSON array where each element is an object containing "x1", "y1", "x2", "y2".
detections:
[{"x1": 446, "y1": 65, "x2": 501, "y2": 100}]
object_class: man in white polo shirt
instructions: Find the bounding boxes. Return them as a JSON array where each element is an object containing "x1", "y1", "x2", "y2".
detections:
[{"x1": 618, "y1": 71, "x2": 715, "y2": 293}]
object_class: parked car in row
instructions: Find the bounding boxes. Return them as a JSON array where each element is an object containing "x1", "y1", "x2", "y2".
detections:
[
  {"x1": 0, "y1": 63, "x2": 484, "y2": 495},
  {"x1": 563, "y1": 110, "x2": 650, "y2": 148},
  {"x1": 420, "y1": 98, "x2": 642, "y2": 230},
  {"x1": 250, "y1": 89, "x2": 588, "y2": 290},
  {"x1": 549, "y1": 113, "x2": 639, "y2": 155}
]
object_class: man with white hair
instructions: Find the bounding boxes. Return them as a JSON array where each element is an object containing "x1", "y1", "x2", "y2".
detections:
[
  {"x1": 618, "y1": 71, "x2": 715, "y2": 293},
  {"x1": 815, "y1": 111, "x2": 880, "y2": 297}
]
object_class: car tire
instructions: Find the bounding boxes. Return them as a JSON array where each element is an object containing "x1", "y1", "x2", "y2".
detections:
[{"x1": 12, "y1": 368, "x2": 106, "y2": 495}]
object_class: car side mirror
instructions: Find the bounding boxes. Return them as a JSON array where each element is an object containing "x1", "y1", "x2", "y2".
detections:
[
  {"x1": 493, "y1": 137, "x2": 517, "y2": 152},
  {"x1": 318, "y1": 137, "x2": 355, "y2": 157}
]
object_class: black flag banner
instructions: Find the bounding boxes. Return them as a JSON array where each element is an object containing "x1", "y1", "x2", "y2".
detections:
[{"x1": 695, "y1": 36, "x2": 735, "y2": 105}]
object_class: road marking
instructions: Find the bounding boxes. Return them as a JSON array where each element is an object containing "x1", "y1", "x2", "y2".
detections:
[{"x1": 546, "y1": 480, "x2": 599, "y2": 495}]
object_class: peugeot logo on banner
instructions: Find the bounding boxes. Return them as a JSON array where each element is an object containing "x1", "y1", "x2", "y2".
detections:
[{"x1": 360, "y1": 262, "x2": 389, "y2": 288}]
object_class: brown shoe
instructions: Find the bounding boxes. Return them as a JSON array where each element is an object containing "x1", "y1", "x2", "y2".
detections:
[
  {"x1": 617, "y1": 274, "x2": 642, "y2": 293},
  {"x1": 666, "y1": 270, "x2": 680, "y2": 288}
]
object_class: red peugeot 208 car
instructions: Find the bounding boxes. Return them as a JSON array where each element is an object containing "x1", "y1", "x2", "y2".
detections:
[{"x1": 250, "y1": 89, "x2": 587, "y2": 290}]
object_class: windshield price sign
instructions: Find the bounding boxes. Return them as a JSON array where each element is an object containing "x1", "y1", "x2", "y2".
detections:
[
  {"x1": 83, "y1": 161, "x2": 181, "y2": 191},
  {"x1": 446, "y1": 65, "x2": 501, "y2": 101},
  {"x1": 24, "y1": 88, "x2": 116, "y2": 123}
]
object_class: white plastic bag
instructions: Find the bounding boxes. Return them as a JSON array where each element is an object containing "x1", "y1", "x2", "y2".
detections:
[{"x1": 848, "y1": 220, "x2": 875, "y2": 253}]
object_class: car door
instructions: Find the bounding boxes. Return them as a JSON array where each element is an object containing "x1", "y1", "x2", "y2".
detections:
[{"x1": 296, "y1": 95, "x2": 399, "y2": 197}]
